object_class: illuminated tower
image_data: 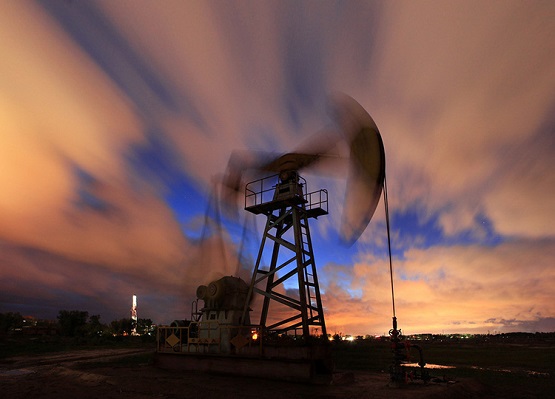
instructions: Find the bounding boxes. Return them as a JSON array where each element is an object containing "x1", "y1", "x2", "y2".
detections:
[{"x1": 131, "y1": 294, "x2": 138, "y2": 335}]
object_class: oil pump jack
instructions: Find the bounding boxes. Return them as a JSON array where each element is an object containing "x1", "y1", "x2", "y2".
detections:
[{"x1": 156, "y1": 95, "x2": 426, "y2": 384}]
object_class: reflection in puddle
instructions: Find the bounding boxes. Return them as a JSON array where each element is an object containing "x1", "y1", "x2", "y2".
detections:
[
  {"x1": 0, "y1": 368, "x2": 36, "y2": 377},
  {"x1": 404, "y1": 363, "x2": 456, "y2": 369},
  {"x1": 471, "y1": 366, "x2": 511, "y2": 373},
  {"x1": 471, "y1": 366, "x2": 550, "y2": 377},
  {"x1": 403, "y1": 363, "x2": 550, "y2": 378}
]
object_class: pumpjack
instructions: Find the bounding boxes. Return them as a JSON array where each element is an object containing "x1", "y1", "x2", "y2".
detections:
[{"x1": 156, "y1": 94, "x2": 391, "y2": 383}]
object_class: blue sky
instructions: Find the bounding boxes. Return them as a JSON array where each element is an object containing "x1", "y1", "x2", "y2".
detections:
[{"x1": 1, "y1": 1, "x2": 554, "y2": 335}]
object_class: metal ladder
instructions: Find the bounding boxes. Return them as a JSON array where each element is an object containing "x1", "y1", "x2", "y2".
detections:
[{"x1": 242, "y1": 179, "x2": 328, "y2": 340}]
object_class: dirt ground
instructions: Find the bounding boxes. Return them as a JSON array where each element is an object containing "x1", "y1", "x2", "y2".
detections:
[{"x1": 0, "y1": 348, "x2": 488, "y2": 399}]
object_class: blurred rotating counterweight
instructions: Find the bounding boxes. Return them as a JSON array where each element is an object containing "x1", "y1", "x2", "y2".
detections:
[{"x1": 223, "y1": 94, "x2": 386, "y2": 340}]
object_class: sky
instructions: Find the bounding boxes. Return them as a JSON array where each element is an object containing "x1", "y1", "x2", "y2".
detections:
[{"x1": 1, "y1": 0, "x2": 554, "y2": 336}]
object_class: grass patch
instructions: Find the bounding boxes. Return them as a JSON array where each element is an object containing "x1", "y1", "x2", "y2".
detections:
[
  {"x1": 332, "y1": 340, "x2": 390, "y2": 372},
  {"x1": 0, "y1": 337, "x2": 71, "y2": 359},
  {"x1": 0, "y1": 335, "x2": 154, "y2": 360},
  {"x1": 331, "y1": 339, "x2": 555, "y2": 398}
]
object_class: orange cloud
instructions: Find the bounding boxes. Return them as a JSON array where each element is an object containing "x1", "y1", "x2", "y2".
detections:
[
  {"x1": 321, "y1": 239, "x2": 555, "y2": 335},
  {"x1": 1, "y1": 0, "x2": 554, "y2": 334}
]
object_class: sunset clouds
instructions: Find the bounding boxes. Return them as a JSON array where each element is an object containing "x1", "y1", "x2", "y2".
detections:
[
  {"x1": 323, "y1": 239, "x2": 555, "y2": 335},
  {"x1": 1, "y1": 1, "x2": 554, "y2": 334}
]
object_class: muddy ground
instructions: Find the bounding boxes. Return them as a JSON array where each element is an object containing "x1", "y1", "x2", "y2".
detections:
[{"x1": 0, "y1": 348, "x2": 505, "y2": 398}]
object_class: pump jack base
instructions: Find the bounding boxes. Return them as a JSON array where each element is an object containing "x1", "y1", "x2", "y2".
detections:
[{"x1": 154, "y1": 352, "x2": 333, "y2": 384}]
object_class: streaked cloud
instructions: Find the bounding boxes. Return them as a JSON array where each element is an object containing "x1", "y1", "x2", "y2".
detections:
[
  {"x1": 323, "y1": 239, "x2": 555, "y2": 335},
  {"x1": 0, "y1": 0, "x2": 554, "y2": 334}
]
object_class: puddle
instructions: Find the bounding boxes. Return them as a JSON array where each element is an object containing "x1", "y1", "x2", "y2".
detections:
[
  {"x1": 526, "y1": 370, "x2": 550, "y2": 378},
  {"x1": 471, "y1": 366, "x2": 550, "y2": 377},
  {"x1": 404, "y1": 362, "x2": 456, "y2": 369},
  {"x1": 403, "y1": 363, "x2": 550, "y2": 378},
  {"x1": 0, "y1": 368, "x2": 36, "y2": 377}
]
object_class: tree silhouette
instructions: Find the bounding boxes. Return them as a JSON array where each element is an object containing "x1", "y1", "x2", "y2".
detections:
[{"x1": 57, "y1": 310, "x2": 89, "y2": 337}]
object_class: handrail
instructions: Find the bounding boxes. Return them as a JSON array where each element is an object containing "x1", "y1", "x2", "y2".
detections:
[
  {"x1": 305, "y1": 189, "x2": 328, "y2": 214},
  {"x1": 244, "y1": 174, "x2": 327, "y2": 214}
]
